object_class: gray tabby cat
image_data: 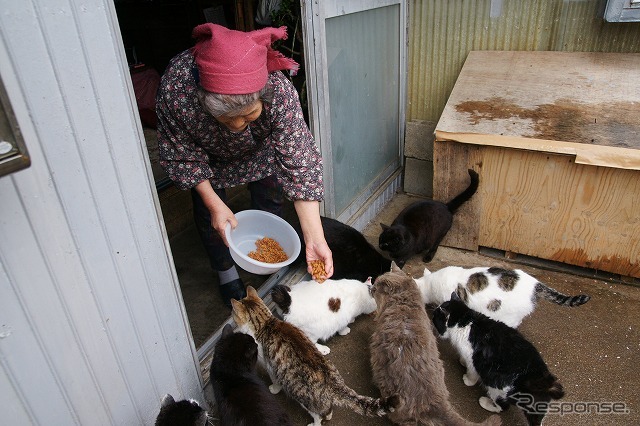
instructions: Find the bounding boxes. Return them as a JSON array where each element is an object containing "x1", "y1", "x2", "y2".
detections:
[
  {"x1": 369, "y1": 263, "x2": 502, "y2": 426},
  {"x1": 231, "y1": 286, "x2": 398, "y2": 426}
]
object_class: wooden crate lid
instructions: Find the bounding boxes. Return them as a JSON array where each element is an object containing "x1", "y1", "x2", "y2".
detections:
[{"x1": 435, "y1": 51, "x2": 640, "y2": 170}]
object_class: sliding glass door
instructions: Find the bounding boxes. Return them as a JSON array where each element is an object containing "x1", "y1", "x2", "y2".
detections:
[{"x1": 302, "y1": 0, "x2": 407, "y2": 224}]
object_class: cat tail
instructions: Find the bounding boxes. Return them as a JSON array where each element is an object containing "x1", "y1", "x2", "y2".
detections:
[
  {"x1": 535, "y1": 282, "x2": 591, "y2": 307},
  {"x1": 332, "y1": 385, "x2": 399, "y2": 417},
  {"x1": 270, "y1": 285, "x2": 292, "y2": 314},
  {"x1": 525, "y1": 371, "x2": 565, "y2": 400},
  {"x1": 445, "y1": 169, "x2": 480, "y2": 213}
]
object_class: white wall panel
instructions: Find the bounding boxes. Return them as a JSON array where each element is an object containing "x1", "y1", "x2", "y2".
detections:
[{"x1": 0, "y1": 1, "x2": 202, "y2": 424}]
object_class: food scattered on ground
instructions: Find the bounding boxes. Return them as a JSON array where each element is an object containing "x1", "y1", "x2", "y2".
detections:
[
  {"x1": 310, "y1": 259, "x2": 327, "y2": 283},
  {"x1": 248, "y1": 237, "x2": 288, "y2": 263}
]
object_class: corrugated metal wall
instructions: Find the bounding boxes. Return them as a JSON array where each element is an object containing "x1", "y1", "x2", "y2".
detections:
[{"x1": 407, "y1": 0, "x2": 640, "y2": 122}]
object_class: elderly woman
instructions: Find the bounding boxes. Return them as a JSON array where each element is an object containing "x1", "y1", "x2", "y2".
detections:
[{"x1": 156, "y1": 24, "x2": 333, "y2": 307}]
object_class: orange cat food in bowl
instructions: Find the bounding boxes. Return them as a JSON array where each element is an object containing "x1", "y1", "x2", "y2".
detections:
[
  {"x1": 225, "y1": 210, "x2": 301, "y2": 275},
  {"x1": 249, "y1": 237, "x2": 289, "y2": 264}
]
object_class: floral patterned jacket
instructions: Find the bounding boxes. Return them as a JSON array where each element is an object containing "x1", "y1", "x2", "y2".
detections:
[{"x1": 156, "y1": 49, "x2": 324, "y2": 201}]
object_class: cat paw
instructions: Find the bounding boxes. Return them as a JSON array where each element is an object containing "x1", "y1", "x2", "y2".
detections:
[
  {"x1": 269, "y1": 383, "x2": 282, "y2": 394},
  {"x1": 463, "y1": 373, "x2": 479, "y2": 386},
  {"x1": 316, "y1": 343, "x2": 331, "y2": 355},
  {"x1": 479, "y1": 396, "x2": 502, "y2": 413},
  {"x1": 338, "y1": 326, "x2": 351, "y2": 336},
  {"x1": 308, "y1": 413, "x2": 323, "y2": 426}
]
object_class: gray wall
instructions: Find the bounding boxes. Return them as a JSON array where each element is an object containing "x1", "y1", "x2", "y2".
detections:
[{"x1": 0, "y1": 1, "x2": 202, "y2": 424}]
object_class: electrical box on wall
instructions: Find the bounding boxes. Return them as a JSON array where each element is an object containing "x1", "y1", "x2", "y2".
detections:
[
  {"x1": 605, "y1": 0, "x2": 640, "y2": 22},
  {"x1": 0, "y1": 75, "x2": 30, "y2": 177}
]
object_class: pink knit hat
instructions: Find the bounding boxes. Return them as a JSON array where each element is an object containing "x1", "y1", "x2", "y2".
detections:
[{"x1": 191, "y1": 23, "x2": 299, "y2": 94}]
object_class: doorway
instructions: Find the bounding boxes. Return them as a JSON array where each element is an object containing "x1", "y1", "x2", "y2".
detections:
[
  {"x1": 302, "y1": 0, "x2": 407, "y2": 226},
  {"x1": 115, "y1": 0, "x2": 407, "y2": 356},
  {"x1": 114, "y1": 0, "x2": 307, "y2": 352}
]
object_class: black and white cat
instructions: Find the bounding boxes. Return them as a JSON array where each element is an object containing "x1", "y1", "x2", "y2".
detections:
[
  {"x1": 379, "y1": 169, "x2": 479, "y2": 267},
  {"x1": 432, "y1": 293, "x2": 565, "y2": 426},
  {"x1": 155, "y1": 394, "x2": 208, "y2": 426},
  {"x1": 209, "y1": 323, "x2": 293, "y2": 426},
  {"x1": 415, "y1": 265, "x2": 590, "y2": 327},
  {"x1": 292, "y1": 216, "x2": 392, "y2": 282},
  {"x1": 271, "y1": 277, "x2": 376, "y2": 355}
]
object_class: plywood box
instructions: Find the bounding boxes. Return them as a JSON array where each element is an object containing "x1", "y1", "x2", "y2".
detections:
[{"x1": 434, "y1": 51, "x2": 640, "y2": 278}]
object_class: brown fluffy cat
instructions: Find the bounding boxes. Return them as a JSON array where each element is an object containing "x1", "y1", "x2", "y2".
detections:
[
  {"x1": 369, "y1": 263, "x2": 502, "y2": 426},
  {"x1": 231, "y1": 286, "x2": 398, "y2": 426}
]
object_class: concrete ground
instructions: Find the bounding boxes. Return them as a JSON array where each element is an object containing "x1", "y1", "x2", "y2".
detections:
[{"x1": 171, "y1": 192, "x2": 640, "y2": 425}]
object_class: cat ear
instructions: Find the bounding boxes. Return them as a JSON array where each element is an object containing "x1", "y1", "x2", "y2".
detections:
[
  {"x1": 160, "y1": 394, "x2": 175, "y2": 408},
  {"x1": 380, "y1": 223, "x2": 389, "y2": 231},
  {"x1": 390, "y1": 261, "x2": 402, "y2": 272},
  {"x1": 222, "y1": 323, "x2": 234, "y2": 337},
  {"x1": 423, "y1": 267, "x2": 431, "y2": 275},
  {"x1": 246, "y1": 286, "x2": 258, "y2": 298},
  {"x1": 230, "y1": 298, "x2": 240, "y2": 311},
  {"x1": 451, "y1": 291, "x2": 462, "y2": 302}
]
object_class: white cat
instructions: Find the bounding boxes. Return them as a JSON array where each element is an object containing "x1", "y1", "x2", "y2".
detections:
[
  {"x1": 270, "y1": 277, "x2": 376, "y2": 355},
  {"x1": 414, "y1": 266, "x2": 590, "y2": 327}
]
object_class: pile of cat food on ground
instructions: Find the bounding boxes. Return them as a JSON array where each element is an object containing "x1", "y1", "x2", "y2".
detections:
[
  {"x1": 310, "y1": 260, "x2": 327, "y2": 283},
  {"x1": 248, "y1": 237, "x2": 288, "y2": 263}
]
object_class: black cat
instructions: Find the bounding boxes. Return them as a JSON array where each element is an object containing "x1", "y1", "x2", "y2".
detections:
[
  {"x1": 293, "y1": 216, "x2": 392, "y2": 282},
  {"x1": 432, "y1": 292, "x2": 564, "y2": 426},
  {"x1": 210, "y1": 323, "x2": 293, "y2": 426},
  {"x1": 155, "y1": 394, "x2": 208, "y2": 426},
  {"x1": 378, "y1": 168, "x2": 479, "y2": 267}
]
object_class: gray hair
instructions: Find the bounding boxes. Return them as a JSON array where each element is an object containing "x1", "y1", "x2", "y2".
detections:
[{"x1": 197, "y1": 83, "x2": 274, "y2": 118}]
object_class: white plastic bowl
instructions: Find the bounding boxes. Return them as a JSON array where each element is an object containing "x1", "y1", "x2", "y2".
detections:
[{"x1": 225, "y1": 210, "x2": 301, "y2": 275}]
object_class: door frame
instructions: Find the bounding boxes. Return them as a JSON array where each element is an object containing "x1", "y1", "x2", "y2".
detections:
[{"x1": 301, "y1": 0, "x2": 407, "y2": 224}]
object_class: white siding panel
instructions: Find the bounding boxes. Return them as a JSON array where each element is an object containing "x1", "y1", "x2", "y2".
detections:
[
  {"x1": 0, "y1": 347, "x2": 37, "y2": 424},
  {"x1": 0, "y1": 1, "x2": 202, "y2": 425}
]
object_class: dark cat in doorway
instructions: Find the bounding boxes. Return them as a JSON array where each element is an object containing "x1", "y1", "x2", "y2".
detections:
[
  {"x1": 154, "y1": 394, "x2": 208, "y2": 426},
  {"x1": 210, "y1": 323, "x2": 293, "y2": 426},
  {"x1": 293, "y1": 216, "x2": 392, "y2": 282},
  {"x1": 378, "y1": 168, "x2": 479, "y2": 267}
]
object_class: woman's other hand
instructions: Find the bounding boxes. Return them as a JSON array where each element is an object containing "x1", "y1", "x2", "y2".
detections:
[{"x1": 195, "y1": 180, "x2": 236, "y2": 246}]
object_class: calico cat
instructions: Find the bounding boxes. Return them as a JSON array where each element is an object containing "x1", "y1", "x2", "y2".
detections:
[
  {"x1": 271, "y1": 277, "x2": 376, "y2": 355},
  {"x1": 378, "y1": 168, "x2": 479, "y2": 267},
  {"x1": 292, "y1": 216, "x2": 392, "y2": 281},
  {"x1": 415, "y1": 266, "x2": 590, "y2": 327},
  {"x1": 210, "y1": 323, "x2": 293, "y2": 426},
  {"x1": 155, "y1": 394, "x2": 208, "y2": 426},
  {"x1": 231, "y1": 286, "x2": 398, "y2": 426},
  {"x1": 432, "y1": 292, "x2": 565, "y2": 426},
  {"x1": 369, "y1": 262, "x2": 501, "y2": 426}
]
